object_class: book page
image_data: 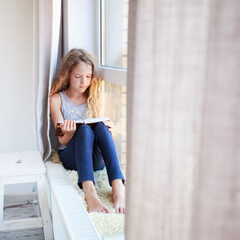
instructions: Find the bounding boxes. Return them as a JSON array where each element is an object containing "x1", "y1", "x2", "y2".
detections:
[
  {"x1": 83, "y1": 117, "x2": 110, "y2": 124},
  {"x1": 57, "y1": 118, "x2": 109, "y2": 125}
]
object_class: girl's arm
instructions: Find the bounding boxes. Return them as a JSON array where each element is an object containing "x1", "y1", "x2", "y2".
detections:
[{"x1": 50, "y1": 93, "x2": 76, "y2": 146}]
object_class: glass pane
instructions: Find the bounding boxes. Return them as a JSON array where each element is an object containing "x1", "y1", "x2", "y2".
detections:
[
  {"x1": 101, "y1": 0, "x2": 129, "y2": 69},
  {"x1": 100, "y1": 81, "x2": 127, "y2": 172}
]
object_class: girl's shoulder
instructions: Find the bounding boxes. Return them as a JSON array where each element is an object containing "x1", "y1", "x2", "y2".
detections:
[
  {"x1": 50, "y1": 92, "x2": 61, "y2": 100},
  {"x1": 50, "y1": 92, "x2": 62, "y2": 108}
]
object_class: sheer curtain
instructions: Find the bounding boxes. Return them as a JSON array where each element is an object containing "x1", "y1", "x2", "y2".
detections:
[
  {"x1": 126, "y1": 0, "x2": 240, "y2": 239},
  {"x1": 33, "y1": 0, "x2": 62, "y2": 160}
]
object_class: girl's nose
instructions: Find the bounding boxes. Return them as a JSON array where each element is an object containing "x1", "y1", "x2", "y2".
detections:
[{"x1": 80, "y1": 77, "x2": 85, "y2": 85}]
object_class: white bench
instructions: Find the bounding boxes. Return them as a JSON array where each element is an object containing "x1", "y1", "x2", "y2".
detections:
[{"x1": 0, "y1": 151, "x2": 53, "y2": 239}]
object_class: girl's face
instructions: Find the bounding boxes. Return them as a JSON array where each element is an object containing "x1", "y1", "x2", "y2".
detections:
[{"x1": 69, "y1": 62, "x2": 92, "y2": 94}]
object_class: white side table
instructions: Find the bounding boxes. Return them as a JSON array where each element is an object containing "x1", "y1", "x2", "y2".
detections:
[{"x1": 0, "y1": 151, "x2": 53, "y2": 239}]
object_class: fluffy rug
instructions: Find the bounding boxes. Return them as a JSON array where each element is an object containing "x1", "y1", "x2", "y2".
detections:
[{"x1": 50, "y1": 152, "x2": 125, "y2": 239}]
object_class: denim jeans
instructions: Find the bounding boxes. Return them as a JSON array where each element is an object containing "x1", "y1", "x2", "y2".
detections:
[{"x1": 58, "y1": 122, "x2": 125, "y2": 188}]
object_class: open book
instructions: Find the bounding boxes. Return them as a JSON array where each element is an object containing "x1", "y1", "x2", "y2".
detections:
[{"x1": 55, "y1": 117, "x2": 110, "y2": 136}]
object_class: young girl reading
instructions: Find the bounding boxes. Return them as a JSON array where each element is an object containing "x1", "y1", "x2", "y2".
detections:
[{"x1": 50, "y1": 49, "x2": 125, "y2": 214}]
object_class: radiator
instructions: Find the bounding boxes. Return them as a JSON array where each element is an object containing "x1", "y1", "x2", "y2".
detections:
[{"x1": 45, "y1": 161, "x2": 101, "y2": 240}]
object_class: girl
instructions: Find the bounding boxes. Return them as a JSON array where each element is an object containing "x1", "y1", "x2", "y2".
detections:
[{"x1": 50, "y1": 49, "x2": 125, "y2": 214}]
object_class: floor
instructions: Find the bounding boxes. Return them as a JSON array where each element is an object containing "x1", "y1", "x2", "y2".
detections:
[
  {"x1": 0, "y1": 228, "x2": 44, "y2": 240},
  {"x1": 0, "y1": 193, "x2": 45, "y2": 240}
]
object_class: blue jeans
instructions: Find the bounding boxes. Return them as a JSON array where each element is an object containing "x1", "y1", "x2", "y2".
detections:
[{"x1": 58, "y1": 122, "x2": 125, "y2": 188}]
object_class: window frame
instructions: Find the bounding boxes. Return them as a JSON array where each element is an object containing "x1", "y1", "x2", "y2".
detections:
[{"x1": 96, "y1": 0, "x2": 127, "y2": 86}]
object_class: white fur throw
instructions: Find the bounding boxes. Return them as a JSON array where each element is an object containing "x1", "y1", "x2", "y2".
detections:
[{"x1": 50, "y1": 152, "x2": 124, "y2": 238}]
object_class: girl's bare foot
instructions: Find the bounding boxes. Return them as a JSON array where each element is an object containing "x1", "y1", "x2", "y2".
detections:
[
  {"x1": 112, "y1": 179, "x2": 125, "y2": 214},
  {"x1": 83, "y1": 181, "x2": 109, "y2": 213},
  {"x1": 85, "y1": 191, "x2": 110, "y2": 213}
]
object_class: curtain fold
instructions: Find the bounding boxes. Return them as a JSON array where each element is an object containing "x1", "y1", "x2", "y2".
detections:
[
  {"x1": 34, "y1": 0, "x2": 62, "y2": 160},
  {"x1": 126, "y1": 0, "x2": 240, "y2": 239}
]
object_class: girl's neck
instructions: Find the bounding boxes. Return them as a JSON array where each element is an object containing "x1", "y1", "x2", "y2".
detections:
[{"x1": 65, "y1": 88, "x2": 87, "y2": 105}]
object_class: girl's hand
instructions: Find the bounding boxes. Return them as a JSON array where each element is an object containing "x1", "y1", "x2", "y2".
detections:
[
  {"x1": 60, "y1": 120, "x2": 76, "y2": 136},
  {"x1": 104, "y1": 120, "x2": 115, "y2": 133}
]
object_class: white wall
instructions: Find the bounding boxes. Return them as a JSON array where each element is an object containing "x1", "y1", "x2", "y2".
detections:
[
  {"x1": 0, "y1": 0, "x2": 34, "y2": 153},
  {"x1": 63, "y1": 0, "x2": 97, "y2": 56}
]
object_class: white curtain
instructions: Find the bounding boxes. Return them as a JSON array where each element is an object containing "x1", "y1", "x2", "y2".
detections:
[
  {"x1": 126, "y1": 0, "x2": 240, "y2": 239},
  {"x1": 33, "y1": 0, "x2": 62, "y2": 160}
]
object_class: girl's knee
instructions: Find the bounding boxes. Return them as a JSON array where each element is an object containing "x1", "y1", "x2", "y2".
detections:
[
  {"x1": 94, "y1": 122, "x2": 108, "y2": 131},
  {"x1": 75, "y1": 124, "x2": 94, "y2": 138},
  {"x1": 79, "y1": 124, "x2": 93, "y2": 130},
  {"x1": 95, "y1": 122, "x2": 104, "y2": 127}
]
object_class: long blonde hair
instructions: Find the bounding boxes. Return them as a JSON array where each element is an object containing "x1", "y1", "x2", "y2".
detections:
[{"x1": 50, "y1": 49, "x2": 102, "y2": 118}]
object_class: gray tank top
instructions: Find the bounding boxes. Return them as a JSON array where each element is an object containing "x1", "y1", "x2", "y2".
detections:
[
  {"x1": 58, "y1": 91, "x2": 88, "y2": 150},
  {"x1": 59, "y1": 91, "x2": 88, "y2": 121}
]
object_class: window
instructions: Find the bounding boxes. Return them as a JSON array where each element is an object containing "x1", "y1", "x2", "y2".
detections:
[
  {"x1": 98, "y1": 0, "x2": 129, "y2": 169},
  {"x1": 100, "y1": 0, "x2": 129, "y2": 69},
  {"x1": 101, "y1": 82, "x2": 127, "y2": 168}
]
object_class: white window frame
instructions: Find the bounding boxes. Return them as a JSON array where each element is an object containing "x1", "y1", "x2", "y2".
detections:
[
  {"x1": 96, "y1": 0, "x2": 127, "y2": 86},
  {"x1": 62, "y1": 0, "x2": 127, "y2": 86}
]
